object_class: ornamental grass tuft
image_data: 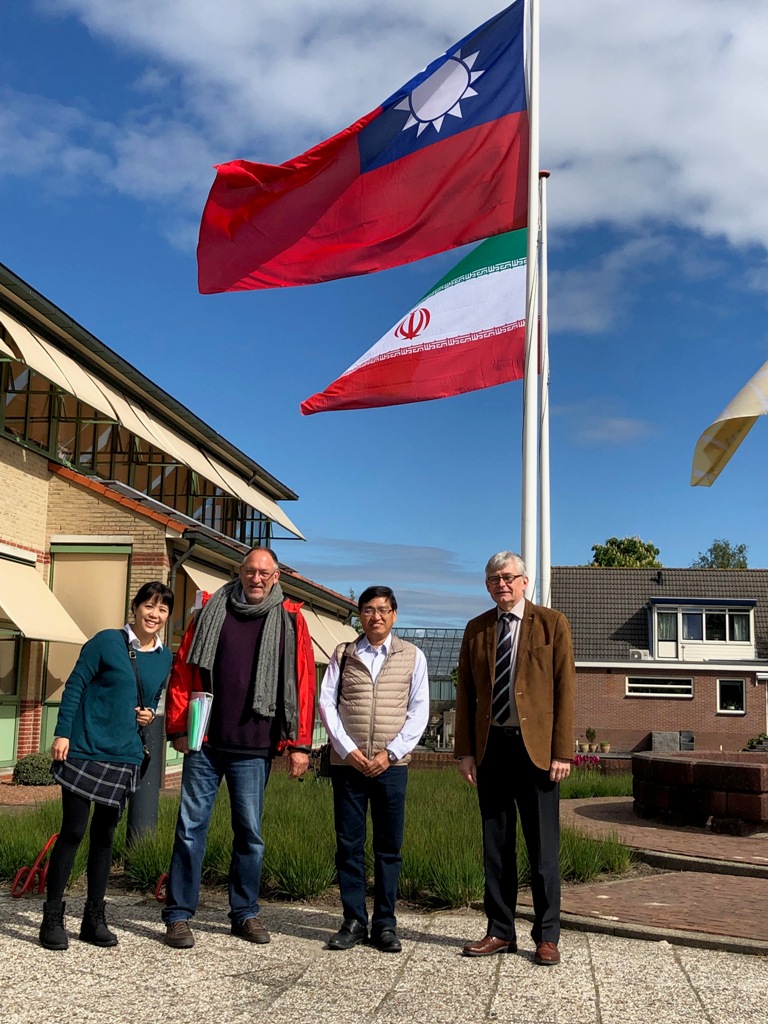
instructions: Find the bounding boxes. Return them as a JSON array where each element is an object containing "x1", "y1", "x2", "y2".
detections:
[{"x1": 1, "y1": 766, "x2": 632, "y2": 905}]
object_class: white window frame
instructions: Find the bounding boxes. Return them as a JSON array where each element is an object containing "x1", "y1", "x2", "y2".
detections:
[
  {"x1": 717, "y1": 678, "x2": 746, "y2": 715},
  {"x1": 626, "y1": 676, "x2": 693, "y2": 699},
  {"x1": 653, "y1": 604, "x2": 755, "y2": 660}
]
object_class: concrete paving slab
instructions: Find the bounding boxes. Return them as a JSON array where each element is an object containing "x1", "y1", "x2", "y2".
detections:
[{"x1": 2, "y1": 896, "x2": 768, "y2": 1024}]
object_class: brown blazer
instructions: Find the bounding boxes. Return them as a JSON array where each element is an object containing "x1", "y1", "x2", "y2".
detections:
[{"x1": 454, "y1": 600, "x2": 575, "y2": 771}]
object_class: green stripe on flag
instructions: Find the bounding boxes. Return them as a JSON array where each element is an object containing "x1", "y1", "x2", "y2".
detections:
[{"x1": 423, "y1": 229, "x2": 527, "y2": 300}]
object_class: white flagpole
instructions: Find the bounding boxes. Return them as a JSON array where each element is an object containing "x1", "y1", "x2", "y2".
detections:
[
  {"x1": 521, "y1": 0, "x2": 540, "y2": 598},
  {"x1": 538, "y1": 169, "x2": 551, "y2": 608}
]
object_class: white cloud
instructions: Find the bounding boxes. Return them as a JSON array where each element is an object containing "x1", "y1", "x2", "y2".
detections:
[
  {"x1": 555, "y1": 403, "x2": 655, "y2": 446},
  {"x1": 12, "y1": 0, "x2": 768, "y2": 267},
  {"x1": 542, "y1": 1, "x2": 768, "y2": 248},
  {"x1": 0, "y1": 91, "x2": 111, "y2": 187},
  {"x1": 287, "y1": 537, "x2": 487, "y2": 626},
  {"x1": 550, "y1": 235, "x2": 673, "y2": 333}
]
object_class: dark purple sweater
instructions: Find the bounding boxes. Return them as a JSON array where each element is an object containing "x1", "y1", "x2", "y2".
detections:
[{"x1": 205, "y1": 607, "x2": 285, "y2": 756}]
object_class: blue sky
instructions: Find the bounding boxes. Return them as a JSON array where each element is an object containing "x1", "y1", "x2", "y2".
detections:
[{"x1": 2, "y1": 1, "x2": 768, "y2": 627}]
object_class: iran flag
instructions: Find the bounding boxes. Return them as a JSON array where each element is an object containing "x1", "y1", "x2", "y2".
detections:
[{"x1": 301, "y1": 229, "x2": 527, "y2": 415}]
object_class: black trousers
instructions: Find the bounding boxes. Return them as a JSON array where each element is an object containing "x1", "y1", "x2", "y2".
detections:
[
  {"x1": 476, "y1": 727, "x2": 560, "y2": 944},
  {"x1": 47, "y1": 788, "x2": 121, "y2": 903}
]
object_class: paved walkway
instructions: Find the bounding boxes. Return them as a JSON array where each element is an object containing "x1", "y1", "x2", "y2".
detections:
[
  {"x1": 2, "y1": 791, "x2": 768, "y2": 1021},
  {"x1": 2, "y1": 893, "x2": 766, "y2": 1024},
  {"x1": 547, "y1": 797, "x2": 768, "y2": 953}
]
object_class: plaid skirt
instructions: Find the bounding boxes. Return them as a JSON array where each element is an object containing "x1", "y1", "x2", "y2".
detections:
[{"x1": 51, "y1": 757, "x2": 140, "y2": 811}]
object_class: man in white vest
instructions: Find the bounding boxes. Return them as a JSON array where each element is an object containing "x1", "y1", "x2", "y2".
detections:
[{"x1": 319, "y1": 586, "x2": 429, "y2": 953}]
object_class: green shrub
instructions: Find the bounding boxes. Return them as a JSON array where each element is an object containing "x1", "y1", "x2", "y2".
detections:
[
  {"x1": 12, "y1": 753, "x2": 54, "y2": 786},
  {"x1": 744, "y1": 732, "x2": 768, "y2": 750},
  {"x1": 561, "y1": 768, "x2": 633, "y2": 799},
  {"x1": 1, "y1": 768, "x2": 633, "y2": 907},
  {"x1": 0, "y1": 800, "x2": 80, "y2": 884},
  {"x1": 122, "y1": 795, "x2": 179, "y2": 889},
  {"x1": 261, "y1": 777, "x2": 336, "y2": 900}
]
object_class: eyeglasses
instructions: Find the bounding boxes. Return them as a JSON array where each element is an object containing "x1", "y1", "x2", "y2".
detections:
[
  {"x1": 242, "y1": 568, "x2": 277, "y2": 580},
  {"x1": 360, "y1": 606, "x2": 394, "y2": 618},
  {"x1": 486, "y1": 574, "x2": 524, "y2": 587}
]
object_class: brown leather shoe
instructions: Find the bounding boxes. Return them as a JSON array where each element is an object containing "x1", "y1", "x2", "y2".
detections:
[
  {"x1": 534, "y1": 941, "x2": 560, "y2": 965},
  {"x1": 231, "y1": 917, "x2": 271, "y2": 944},
  {"x1": 462, "y1": 934, "x2": 517, "y2": 957}
]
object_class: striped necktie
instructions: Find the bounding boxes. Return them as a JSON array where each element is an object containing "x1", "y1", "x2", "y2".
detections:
[{"x1": 492, "y1": 612, "x2": 515, "y2": 724}]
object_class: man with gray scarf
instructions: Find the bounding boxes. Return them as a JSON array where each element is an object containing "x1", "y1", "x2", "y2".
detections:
[{"x1": 162, "y1": 547, "x2": 315, "y2": 949}]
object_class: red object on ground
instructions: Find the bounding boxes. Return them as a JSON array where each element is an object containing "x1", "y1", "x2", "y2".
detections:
[
  {"x1": 10, "y1": 833, "x2": 59, "y2": 898},
  {"x1": 155, "y1": 872, "x2": 168, "y2": 904}
]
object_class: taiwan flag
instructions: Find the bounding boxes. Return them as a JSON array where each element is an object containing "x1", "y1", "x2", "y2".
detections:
[
  {"x1": 197, "y1": 1, "x2": 529, "y2": 293},
  {"x1": 301, "y1": 230, "x2": 527, "y2": 414}
]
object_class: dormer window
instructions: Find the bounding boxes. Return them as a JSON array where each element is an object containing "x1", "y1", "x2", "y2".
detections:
[{"x1": 651, "y1": 598, "x2": 756, "y2": 661}]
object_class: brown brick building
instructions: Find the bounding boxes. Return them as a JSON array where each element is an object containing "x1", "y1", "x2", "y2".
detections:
[
  {"x1": 0, "y1": 262, "x2": 356, "y2": 772},
  {"x1": 552, "y1": 566, "x2": 768, "y2": 753}
]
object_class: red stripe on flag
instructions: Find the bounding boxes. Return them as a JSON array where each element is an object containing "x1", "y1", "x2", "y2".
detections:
[
  {"x1": 198, "y1": 112, "x2": 528, "y2": 293},
  {"x1": 300, "y1": 323, "x2": 526, "y2": 415}
]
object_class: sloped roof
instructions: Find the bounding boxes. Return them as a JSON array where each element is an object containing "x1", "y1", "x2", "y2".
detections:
[
  {"x1": 0, "y1": 261, "x2": 297, "y2": 502},
  {"x1": 551, "y1": 566, "x2": 768, "y2": 661}
]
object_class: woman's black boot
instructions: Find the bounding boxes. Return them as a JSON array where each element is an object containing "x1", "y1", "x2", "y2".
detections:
[
  {"x1": 40, "y1": 899, "x2": 68, "y2": 950},
  {"x1": 79, "y1": 899, "x2": 118, "y2": 947}
]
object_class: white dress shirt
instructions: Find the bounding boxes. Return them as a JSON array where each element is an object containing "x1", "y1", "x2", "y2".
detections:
[
  {"x1": 319, "y1": 633, "x2": 430, "y2": 761},
  {"x1": 123, "y1": 623, "x2": 164, "y2": 650}
]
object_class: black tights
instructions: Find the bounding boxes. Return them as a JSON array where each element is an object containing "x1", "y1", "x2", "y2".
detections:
[{"x1": 46, "y1": 788, "x2": 121, "y2": 903}]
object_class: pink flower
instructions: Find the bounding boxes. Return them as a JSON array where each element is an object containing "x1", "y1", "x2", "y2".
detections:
[{"x1": 573, "y1": 754, "x2": 600, "y2": 770}]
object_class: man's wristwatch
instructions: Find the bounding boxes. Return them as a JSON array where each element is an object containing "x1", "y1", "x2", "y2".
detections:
[{"x1": 386, "y1": 749, "x2": 398, "y2": 764}]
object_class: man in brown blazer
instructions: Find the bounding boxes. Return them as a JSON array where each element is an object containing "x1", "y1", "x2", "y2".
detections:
[{"x1": 455, "y1": 551, "x2": 575, "y2": 965}]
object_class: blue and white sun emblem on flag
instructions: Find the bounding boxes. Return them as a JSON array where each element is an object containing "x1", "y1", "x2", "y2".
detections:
[
  {"x1": 395, "y1": 51, "x2": 485, "y2": 136},
  {"x1": 357, "y1": 1, "x2": 526, "y2": 174}
]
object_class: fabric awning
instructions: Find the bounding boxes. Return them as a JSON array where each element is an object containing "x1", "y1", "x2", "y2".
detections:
[
  {"x1": 183, "y1": 561, "x2": 232, "y2": 596},
  {"x1": 302, "y1": 609, "x2": 356, "y2": 662},
  {"x1": 82, "y1": 380, "x2": 303, "y2": 537},
  {"x1": 0, "y1": 308, "x2": 118, "y2": 419},
  {"x1": 301, "y1": 608, "x2": 339, "y2": 661},
  {"x1": 691, "y1": 358, "x2": 768, "y2": 486},
  {"x1": 322, "y1": 617, "x2": 359, "y2": 645},
  {"x1": 207, "y1": 460, "x2": 304, "y2": 539},
  {"x1": 310, "y1": 639, "x2": 327, "y2": 663},
  {"x1": 0, "y1": 558, "x2": 88, "y2": 644},
  {"x1": 0, "y1": 309, "x2": 303, "y2": 538},
  {"x1": 0, "y1": 331, "x2": 15, "y2": 359}
]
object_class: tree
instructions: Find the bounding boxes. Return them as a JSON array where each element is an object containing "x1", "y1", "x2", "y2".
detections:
[
  {"x1": 349, "y1": 589, "x2": 363, "y2": 634},
  {"x1": 690, "y1": 538, "x2": 748, "y2": 569},
  {"x1": 591, "y1": 536, "x2": 661, "y2": 568}
]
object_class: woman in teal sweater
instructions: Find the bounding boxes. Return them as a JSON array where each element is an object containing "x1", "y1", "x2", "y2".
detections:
[{"x1": 40, "y1": 581, "x2": 174, "y2": 951}]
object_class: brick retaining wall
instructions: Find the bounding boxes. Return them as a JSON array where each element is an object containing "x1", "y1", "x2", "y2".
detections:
[{"x1": 632, "y1": 750, "x2": 768, "y2": 833}]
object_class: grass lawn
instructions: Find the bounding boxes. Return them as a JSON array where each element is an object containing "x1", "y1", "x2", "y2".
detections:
[{"x1": 1, "y1": 766, "x2": 632, "y2": 907}]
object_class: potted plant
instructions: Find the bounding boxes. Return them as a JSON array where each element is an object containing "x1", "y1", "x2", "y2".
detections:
[
  {"x1": 578, "y1": 735, "x2": 590, "y2": 753},
  {"x1": 586, "y1": 726, "x2": 597, "y2": 752},
  {"x1": 599, "y1": 740, "x2": 611, "y2": 753}
]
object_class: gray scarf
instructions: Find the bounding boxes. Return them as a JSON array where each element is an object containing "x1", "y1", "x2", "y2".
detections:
[{"x1": 186, "y1": 580, "x2": 298, "y2": 737}]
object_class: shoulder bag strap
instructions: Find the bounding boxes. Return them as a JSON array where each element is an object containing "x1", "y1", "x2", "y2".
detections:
[
  {"x1": 122, "y1": 632, "x2": 151, "y2": 756},
  {"x1": 335, "y1": 640, "x2": 356, "y2": 709},
  {"x1": 122, "y1": 630, "x2": 146, "y2": 709}
]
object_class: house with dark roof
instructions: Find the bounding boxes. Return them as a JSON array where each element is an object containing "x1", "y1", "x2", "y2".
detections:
[{"x1": 551, "y1": 566, "x2": 768, "y2": 753}]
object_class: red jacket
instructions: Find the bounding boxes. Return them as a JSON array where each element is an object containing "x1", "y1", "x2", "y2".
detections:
[{"x1": 165, "y1": 596, "x2": 316, "y2": 753}]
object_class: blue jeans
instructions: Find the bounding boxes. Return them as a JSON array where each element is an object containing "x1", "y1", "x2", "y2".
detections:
[
  {"x1": 331, "y1": 765, "x2": 408, "y2": 932},
  {"x1": 162, "y1": 745, "x2": 270, "y2": 925}
]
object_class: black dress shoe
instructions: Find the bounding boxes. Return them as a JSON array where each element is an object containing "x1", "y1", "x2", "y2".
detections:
[
  {"x1": 327, "y1": 919, "x2": 368, "y2": 950},
  {"x1": 372, "y1": 927, "x2": 402, "y2": 953}
]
